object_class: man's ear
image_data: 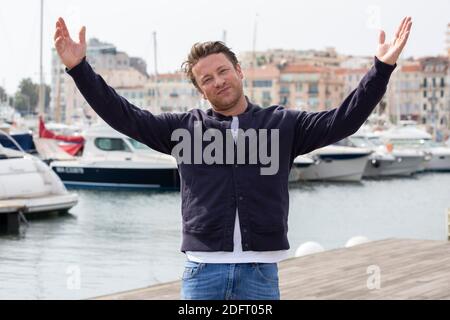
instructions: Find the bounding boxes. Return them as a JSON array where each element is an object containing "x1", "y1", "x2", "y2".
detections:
[{"x1": 235, "y1": 63, "x2": 244, "y2": 80}]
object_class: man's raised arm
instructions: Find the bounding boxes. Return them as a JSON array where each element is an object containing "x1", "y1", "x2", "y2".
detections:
[
  {"x1": 54, "y1": 17, "x2": 181, "y2": 155},
  {"x1": 292, "y1": 16, "x2": 412, "y2": 156}
]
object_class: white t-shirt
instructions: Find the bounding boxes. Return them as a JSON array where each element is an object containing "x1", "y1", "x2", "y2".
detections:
[{"x1": 186, "y1": 116, "x2": 289, "y2": 263}]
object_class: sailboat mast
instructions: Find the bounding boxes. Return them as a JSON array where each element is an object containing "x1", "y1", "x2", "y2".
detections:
[
  {"x1": 153, "y1": 31, "x2": 159, "y2": 111},
  {"x1": 38, "y1": 0, "x2": 45, "y2": 117},
  {"x1": 55, "y1": 58, "x2": 61, "y2": 123},
  {"x1": 250, "y1": 14, "x2": 258, "y2": 101}
]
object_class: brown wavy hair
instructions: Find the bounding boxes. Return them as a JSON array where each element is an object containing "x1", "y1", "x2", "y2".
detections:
[{"x1": 182, "y1": 41, "x2": 239, "y2": 91}]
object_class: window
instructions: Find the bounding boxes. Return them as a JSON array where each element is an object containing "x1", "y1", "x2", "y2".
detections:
[
  {"x1": 441, "y1": 90, "x2": 444, "y2": 98},
  {"x1": 441, "y1": 78, "x2": 445, "y2": 87},
  {"x1": 296, "y1": 82, "x2": 303, "y2": 92},
  {"x1": 252, "y1": 80, "x2": 272, "y2": 88},
  {"x1": 423, "y1": 91, "x2": 427, "y2": 98},
  {"x1": 308, "y1": 97, "x2": 319, "y2": 107},
  {"x1": 308, "y1": 83, "x2": 319, "y2": 94},
  {"x1": 423, "y1": 78, "x2": 427, "y2": 87},
  {"x1": 95, "y1": 138, "x2": 131, "y2": 152},
  {"x1": 432, "y1": 78, "x2": 436, "y2": 87},
  {"x1": 128, "y1": 139, "x2": 150, "y2": 150},
  {"x1": 349, "y1": 137, "x2": 374, "y2": 148},
  {"x1": 262, "y1": 91, "x2": 271, "y2": 100},
  {"x1": 280, "y1": 86, "x2": 289, "y2": 94},
  {"x1": 423, "y1": 103, "x2": 427, "y2": 111}
]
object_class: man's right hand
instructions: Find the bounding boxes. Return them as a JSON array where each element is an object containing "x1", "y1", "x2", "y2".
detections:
[{"x1": 54, "y1": 17, "x2": 87, "y2": 70}]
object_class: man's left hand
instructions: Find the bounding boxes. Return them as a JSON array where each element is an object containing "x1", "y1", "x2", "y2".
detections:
[{"x1": 376, "y1": 16, "x2": 412, "y2": 66}]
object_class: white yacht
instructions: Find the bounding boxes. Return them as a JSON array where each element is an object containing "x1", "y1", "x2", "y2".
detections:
[
  {"x1": 294, "y1": 145, "x2": 372, "y2": 182},
  {"x1": 375, "y1": 125, "x2": 450, "y2": 172},
  {"x1": 0, "y1": 131, "x2": 78, "y2": 215},
  {"x1": 49, "y1": 125, "x2": 180, "y2": 190},
  {"x1": 422, "y1": 143, "x2": 450, "y2": 171},
  {"x1": 289, "y1": 155, "x2": 315, "y2": 182},
  {"x1": 348, "y1": 130, "x2": 424, "y2": 177}
]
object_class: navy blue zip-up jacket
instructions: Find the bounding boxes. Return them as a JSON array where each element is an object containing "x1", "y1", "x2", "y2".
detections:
[{"x1": 67, "y1": 56, "x2": 396, "y2": 252}]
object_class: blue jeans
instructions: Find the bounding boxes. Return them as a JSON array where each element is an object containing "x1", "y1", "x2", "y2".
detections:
[{"x1": 181, "y1": 261, "x2": 280, "y2": 300}]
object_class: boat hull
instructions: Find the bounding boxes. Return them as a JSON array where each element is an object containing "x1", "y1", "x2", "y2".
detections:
[
  {"x1": 425, "y1": 152, "x2": 450, "y2": 172},
  {"x1": 297, "y1": 153, "x2": 369, "y2": 182},
  {"x1": 363, "y1": 155, "x2": 424, "y2": 177},
  {"x1": 51, "y1": 165, "x2": 181, "y2": 190}
]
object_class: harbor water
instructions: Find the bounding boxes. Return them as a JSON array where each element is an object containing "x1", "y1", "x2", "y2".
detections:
[{"x1": 0, "y1": 172, "x2": 449, "y2": 299}]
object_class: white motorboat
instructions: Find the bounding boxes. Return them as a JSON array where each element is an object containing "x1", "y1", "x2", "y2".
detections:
[
  {"x1": 295, "y1": 145, "x2": 372, "y2": 182},
  {"x1": 0, "y1": 131, "x2": 78, "y2": 216},
  {"x1": 49, "y1": 125, "x2": 180, "y2": 190},
  {"x1": 375, "y1": 125, "x2": 450, "y2": 172},
  {"x1": 348, "y1": 129, "x2": 424, "y2": 177},
  {"x1": 422, "y1": 143, "x2": 450, "y2": 172},
  {"x1": 289, "y1": 155, "x2": 315, "y2": 182}
]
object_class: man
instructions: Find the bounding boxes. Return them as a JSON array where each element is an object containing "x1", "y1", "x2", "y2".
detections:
[{"x1": 54, "y1": 16, "x2": 412, "y2": 300}]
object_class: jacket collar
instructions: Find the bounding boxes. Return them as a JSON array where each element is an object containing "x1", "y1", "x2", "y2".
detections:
[{"x1": 207, "y1": 96, "x2": 257, "y2": 121}]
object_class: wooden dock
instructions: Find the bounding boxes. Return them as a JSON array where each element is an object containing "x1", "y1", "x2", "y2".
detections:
[{"x1": 94, "y1": 238, "x2": 450, "y2": 300}]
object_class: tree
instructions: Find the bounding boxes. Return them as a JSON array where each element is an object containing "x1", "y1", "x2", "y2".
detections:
[
  {"x1": 18, "y1": 78, "x2": 39, "y2": 112},
  {"x1": 13, "y1": 78, "x2": 51, "y2": 115},
  {"x1": 14, "y1": 92, "x2": 31, "y2": 115},
  {"x1": 0, "y1": 86, "x2": 7, "y2": 103},
  {"x1": 45, "y1": 84, "x2": 51, "y2": 110}
]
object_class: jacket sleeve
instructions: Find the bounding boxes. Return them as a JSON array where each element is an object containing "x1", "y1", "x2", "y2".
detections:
[
  {"x1": 66, "y1": 57, "x2": 183, "y2": 155},
  {"x1": 292, "y1": 56, "x2": 396, "y2": 156}
]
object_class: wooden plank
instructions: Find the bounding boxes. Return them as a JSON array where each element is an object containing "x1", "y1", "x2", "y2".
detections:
[{"x1": 93, "y1": 239, "x2": 450, "y2": 300}]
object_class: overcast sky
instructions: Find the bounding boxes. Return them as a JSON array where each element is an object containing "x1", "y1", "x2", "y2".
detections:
[{"x1": 0, "y1": 0, "x2": 449, "y2": 94}]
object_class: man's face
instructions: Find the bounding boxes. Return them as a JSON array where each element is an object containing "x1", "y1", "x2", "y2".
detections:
[{"x1": 192, "y1": 53, "x2": 244, "y2": 112}]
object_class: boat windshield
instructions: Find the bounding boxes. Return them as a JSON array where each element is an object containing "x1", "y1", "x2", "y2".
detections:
[
  {"x1": 389, "y1": 138, "x2": 432, "y2": 148},
  {"x1": 368, "y1": 136, "x2": 385, "y2": 146},
  {"x1": 349, "y1": 136, "x2": 375, "y2": 148},
  {"x1": 128, "y1": 139, "x2": 151, "y2": 150},
  {"x1": 428, "y1": 141, "x2": 445, "y2": 147}
]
